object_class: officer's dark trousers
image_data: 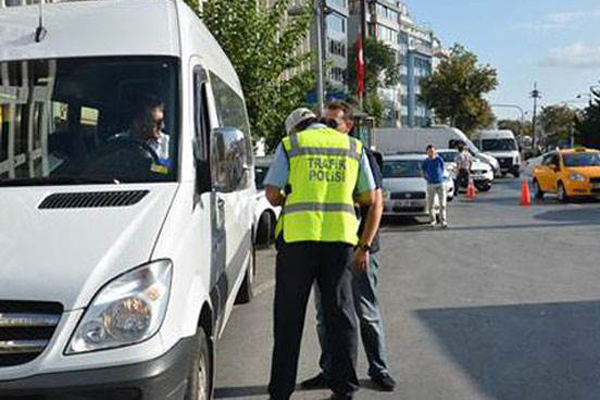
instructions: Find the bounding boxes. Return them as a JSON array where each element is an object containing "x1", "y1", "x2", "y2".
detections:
[{"x1": 268, "y1": 241, "x2": 359, "y2": 400}]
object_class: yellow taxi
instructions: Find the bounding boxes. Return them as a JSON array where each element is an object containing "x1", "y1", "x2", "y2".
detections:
[{"x1": 532, "y1": 148, "x2": 600, "y2": 202}]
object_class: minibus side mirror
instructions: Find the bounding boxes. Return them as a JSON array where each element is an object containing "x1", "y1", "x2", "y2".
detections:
[{"x1": 210, "y1": 127, "x2": 251, "y2": 193}]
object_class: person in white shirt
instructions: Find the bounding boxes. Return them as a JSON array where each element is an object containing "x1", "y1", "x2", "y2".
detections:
[
  {"x1": 456, "y1": 145, "x2": 472, "y2": 190},
  {"x1": 126, "y1": 95, "x2": 170, "y2": 164}
]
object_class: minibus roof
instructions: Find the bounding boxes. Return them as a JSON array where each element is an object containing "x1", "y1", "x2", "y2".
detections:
[{"x1": 0, "y1": 0, "x2": 180, "y2": 61}]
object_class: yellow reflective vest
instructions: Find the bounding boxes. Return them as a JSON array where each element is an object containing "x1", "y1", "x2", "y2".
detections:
[{"x1": 275, "y1": 127, "x2": 363, "y2": 245}]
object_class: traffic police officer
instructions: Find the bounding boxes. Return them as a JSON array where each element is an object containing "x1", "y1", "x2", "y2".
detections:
[{"x1": 264, "y1": 107, "x2": 379, "y2": 400}]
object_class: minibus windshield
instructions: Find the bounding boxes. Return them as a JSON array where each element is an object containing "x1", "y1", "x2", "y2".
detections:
[
  {"x1": 481, "y1": 138, "x2": 517, "y2": 152},
  {"x1": 0, "y1": 57, "x2": 179, "y2": 186}
]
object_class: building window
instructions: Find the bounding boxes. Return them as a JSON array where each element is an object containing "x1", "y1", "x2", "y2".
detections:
[
  {"x1": 329, "y1": 67, "x2": 346, "y2": 83},
  {"x1": 327, "y1": 0, "x2": 347, "y2": 9},
  {"x1": 376, "y1": 3, "x2": 398, "y2": 21},
  {"x1": 376, "y1": 24, "x2": 397, "y2": 44},
  {"x1": 328, "y1": 39, "x2": 347, "y2": 57},
  {"x1": 327, "y1": 13, "x2": 346, "y2": 34}
]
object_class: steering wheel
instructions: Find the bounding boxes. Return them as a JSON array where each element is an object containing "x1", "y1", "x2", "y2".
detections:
[{"x1": 84, "y1": 136, "x2": 161, "y2": 178}]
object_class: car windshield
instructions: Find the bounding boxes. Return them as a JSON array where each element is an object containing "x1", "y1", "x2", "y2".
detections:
[
  {"x1": 0, "y1": 57, "x2": 179, "y2": 186},
  {"x1": 563, "y1": 153, "x2": 600, "y2": 167},
  {"x1": 255, "y1": 166, "x2": 269, "y2": 190},
  {"x1": 382, "y1": 160, "x2": 424, "y2": 178},
  {"x1": 438, "y1": 151, "x2": 458, "y2": 162},
  {"x1": 481, "y1": 138, "x2": 517, "y2": 152}
]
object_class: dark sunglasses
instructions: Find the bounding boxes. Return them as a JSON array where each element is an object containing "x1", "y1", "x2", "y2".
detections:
[{"x1": 320, "y1": 117, "x2": 340, "y2": 129}]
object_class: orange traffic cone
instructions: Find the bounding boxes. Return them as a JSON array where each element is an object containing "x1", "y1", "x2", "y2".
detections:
[
  {"x1": 521, "y1": 178, "x2": 531, "y2": 206},
  {"x1": 466, "y1": 177, "x2": 477, "y2": 199}
]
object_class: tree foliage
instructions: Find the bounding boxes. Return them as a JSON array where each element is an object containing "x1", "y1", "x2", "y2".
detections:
[
  {"x1": 540, "y1": 104, "x2": 579, "y2": 147},
  {"x1": 186, "y1": 0, "x2": 315, "y2": 151},
  {"x1": 347, "y1": 37, "x2": 400, "y2": 95},
  {"x1": 575, "y1": 88, "x2": 600, "y2": 149},
  {"x1": 420, "y1": 44, "x2": 498, "y2": 134}
]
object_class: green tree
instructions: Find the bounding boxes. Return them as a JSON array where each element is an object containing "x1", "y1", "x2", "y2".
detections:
[
  {"x1": 187, "y1": 0, "x2": 314, "y2": 151},
  {"x1": 347, "y1": 37, "x2": 401, "y2": 95},
  {"x1": 575, "y1": 88, "x2": 600, "y2": 148},
  {"x1": 420, "y1": 44, "x2": 498, "y2": 134},
  {"x1": 540, "y1": 104, "x2": 579, "y2": 147}
]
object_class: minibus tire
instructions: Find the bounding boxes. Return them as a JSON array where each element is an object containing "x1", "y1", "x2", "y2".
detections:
[{"x1": 184, "y1": 328, "x2": 212, "y2": 400}]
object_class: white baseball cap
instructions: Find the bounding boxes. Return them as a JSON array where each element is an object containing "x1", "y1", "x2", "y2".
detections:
[{"x1": 285, "y1": 107, "x2": 317, "y2": 134}]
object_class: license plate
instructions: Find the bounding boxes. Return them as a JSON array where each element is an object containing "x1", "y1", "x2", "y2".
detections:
[{"x1": 396, "y1": 200, "x2": 410, "y2": 207}]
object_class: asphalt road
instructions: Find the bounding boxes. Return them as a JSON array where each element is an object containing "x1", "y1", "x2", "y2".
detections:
[{"x1": 214, "y1": 177, "x2": 600, "y2": 400}]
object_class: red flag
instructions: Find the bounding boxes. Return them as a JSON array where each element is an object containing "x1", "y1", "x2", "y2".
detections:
[{"x1": 356, "y1": 37, "x2": 365, "y2": 94}]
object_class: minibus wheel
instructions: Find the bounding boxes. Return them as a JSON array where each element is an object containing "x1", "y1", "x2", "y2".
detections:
[{"x1": 185, "y1": 327, "x2": 212, "y2": 400}]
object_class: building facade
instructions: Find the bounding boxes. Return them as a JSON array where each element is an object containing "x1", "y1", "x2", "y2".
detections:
[{"x1": 398, "y1": 5, "x2": 434, "y2": 127}]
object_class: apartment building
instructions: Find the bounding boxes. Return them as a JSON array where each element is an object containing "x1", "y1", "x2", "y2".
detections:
[{"x1": 399, "y1": 4, "x2": 435, "y2": 127}]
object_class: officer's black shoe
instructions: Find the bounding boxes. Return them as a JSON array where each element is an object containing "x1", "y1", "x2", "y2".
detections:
[
  {"x1": 371, "y1": 372, "x2": 396, "y2": 391},
  {"x1": 300, "y1": 372, "x2": 330, "y2": 389}
]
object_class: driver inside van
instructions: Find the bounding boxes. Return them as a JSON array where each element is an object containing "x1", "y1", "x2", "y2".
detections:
[
  {"x1": 113, "y1": 93, "x2": 171, "y2": 171},
  {"x1": 129, "y1": 94, "x2": 170, "y2": 162}
]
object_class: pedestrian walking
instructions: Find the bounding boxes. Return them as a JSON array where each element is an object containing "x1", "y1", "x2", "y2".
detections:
[
  {"x1": 301, "y1": 102, "x2": 396, "y2": 392},
  {"x1": 456, "y1": 145, "x2": 472, "y2": 192},
  {"x1": 263, "y1": 105, "x2": 380, "y2": 400},
  {"x1": 422, "y1": 144, "x2": 447, "y2": 228}
]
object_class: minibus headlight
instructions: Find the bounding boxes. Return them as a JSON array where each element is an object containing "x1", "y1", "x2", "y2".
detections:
[{"x1": 66, "y1": 260, "x2": 172, "y2": 354}]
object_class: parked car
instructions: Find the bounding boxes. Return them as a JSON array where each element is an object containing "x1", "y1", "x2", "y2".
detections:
[
  {"x1": 0, "y1": 1, "x2": 255, "y2": 398},
  {"x1": 381, "y1": 154, "x2": 453, "y2": 220},
  {"x1": 254, "y1": 156, "x2": 281, "y2": 247},
  {"x1": 532, "y1": 148, "x2": 600, "y2": 202},
  {"x1": 437, "y1": 149, "x2": 494, "y2": 192}
]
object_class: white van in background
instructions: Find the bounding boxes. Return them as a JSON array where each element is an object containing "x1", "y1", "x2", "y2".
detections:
[
  {"x1": 0, "y1": 0, "x2": 255, "y2": 399},
  {"x1": 473, "y1": 129, "x2": 521, "y2": 177},
  {"x1": 373, "y1": 126, "x2": 500, "y2": 173}
]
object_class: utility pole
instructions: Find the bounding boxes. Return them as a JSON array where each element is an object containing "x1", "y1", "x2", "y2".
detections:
[
  {"x1": 530, "y1": 82, "x2": 541, "y2": 152},
  {"x1": 314, "y1": 0, "x2": 325, "y2": 114}
]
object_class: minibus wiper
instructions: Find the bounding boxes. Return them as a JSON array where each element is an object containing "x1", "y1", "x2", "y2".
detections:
[{"x1": 0, "y1": 176, "x2": 122, "y2": 186}]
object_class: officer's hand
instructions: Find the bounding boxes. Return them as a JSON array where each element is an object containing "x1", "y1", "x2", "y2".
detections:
[{"x1": 353, "y1": 248, "x2": 369, "y2": 273}]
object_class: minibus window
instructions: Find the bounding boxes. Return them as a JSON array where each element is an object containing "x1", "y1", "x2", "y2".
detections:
[{"x1": 0, "y1": 57, "x2": 180, "y2": 186}]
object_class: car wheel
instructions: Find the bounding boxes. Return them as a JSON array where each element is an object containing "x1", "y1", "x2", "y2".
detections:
[
  {"x1": 513, "y1": 171, "x2": 520, "y2": 178},
  {"x1": 255, "y1": 212, "x2": 272, "y2": 247},
  {"x1": 533, "y1": 179, "x2": 544, "y2": 199},
  {"x1": 184, "y1": 327, "x2": 212, "y2": 400},
  {"x1": 235, "y1": 239, "x2": 255, "y2": 304},
  {"x1": 557, "y1": 182, "x2": 570, "y2": 203}
]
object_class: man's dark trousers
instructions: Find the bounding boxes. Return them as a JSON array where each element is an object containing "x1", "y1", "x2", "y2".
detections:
[{"x1": 268, "y1": 241, "x2": 359, "y2": 400}]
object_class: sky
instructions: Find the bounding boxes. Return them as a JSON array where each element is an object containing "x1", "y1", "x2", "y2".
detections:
[{"x1": 403, "y1": 0, "x2": 600, "y2": 121}]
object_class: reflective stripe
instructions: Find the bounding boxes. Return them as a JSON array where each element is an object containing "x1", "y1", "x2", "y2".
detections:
[
  {"x1": 288, "y1": 147, "x2": 361, "y2": 160},
  {"x1": 349, "y1": 137, "x2": 357, "y2": 156},
  {"x1": 281, "y1": 202, "x2": 356, "y2": 216},
  {"x1": 290, "y1": 133, "x2": 300, "y2": 152}
]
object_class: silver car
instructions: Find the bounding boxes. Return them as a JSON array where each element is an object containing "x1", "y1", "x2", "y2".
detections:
[{"x1": 382, "y1": 153, "x2": 454, "y2": 218}]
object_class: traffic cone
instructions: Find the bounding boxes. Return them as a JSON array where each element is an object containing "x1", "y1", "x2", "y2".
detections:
[
  {"x1": 466, "y1": 176, "x2": 477, "y2": 200},
  {"x1": 521, "y1": 178, "x2": 531, "y2": 206}
]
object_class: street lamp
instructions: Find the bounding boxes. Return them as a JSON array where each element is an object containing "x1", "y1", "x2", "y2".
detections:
[{"x1": 288, "y1": 2, "x2": 326, "y2": 114}]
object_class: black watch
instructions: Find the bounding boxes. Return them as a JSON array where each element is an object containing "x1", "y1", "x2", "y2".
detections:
[{"x1": 357, "y1": 242, "x2": 372, "y2": 252}]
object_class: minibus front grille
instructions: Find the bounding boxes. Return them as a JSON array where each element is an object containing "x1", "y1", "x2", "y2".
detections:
[
  {"x1": 0, "y1": 301, "x2": 62, "y2": 367},
  {"x1": 39, "y1": 190, "x2": 149, "y2": 209}
]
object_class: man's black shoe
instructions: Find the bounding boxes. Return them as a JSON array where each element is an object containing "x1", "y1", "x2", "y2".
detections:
[
  {"x1": 371, "y1": 372, "x2": 396, "y2": 391},
  {"x1": 300, "y1": 372, "x2": 330, "y2": 389}
]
